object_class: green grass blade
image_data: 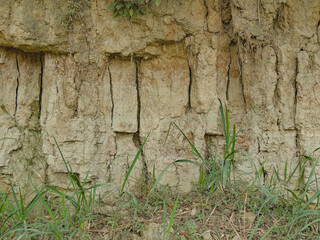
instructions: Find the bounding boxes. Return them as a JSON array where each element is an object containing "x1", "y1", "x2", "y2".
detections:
[
  {"x1": 53, "y1": 136, "x2": 73, "y2": 174},
  {"x1": 1, "y1": 208, "x2": 20, "y2": 231},
  {"x1": 121, "y1": 133, "x2": 150, "y2": 195},
  {"x1": 189, "y1": 223, "x2": 200, "y2": 240},
  {"x1": 122, "y1": 191, "x2": 140, "y2": 211},
  {"x1": 167, "y1": 192, "x2": 180, "y2": 237},
  {"x1": 284, "y1": 160, "x2": 288, "y2": 183},
  {"x1": 257, "y1": 191, "x2": 281, "y2": 215},
  {"x1": 231, "y1": 124, "x2": 236, "y2": 165},
  {"x1": 304, "y1": 155, "x2": 320, "y2": 191},
  {"x1": 9, "y1": 182, "x2": 22, "y2": 221},
  {"x1": 0, "y1": 222, "x2": 24, "y2": 239},
  {"x1": 312, "y1": 147, "x2": 320, "y2": 153},
  {"x1": 273, "y1": 166, "x2": 280, "y2": 181},
  {"x1": 175, "y1": 216, "x2": 207, "y2": 232},
  {"x1": 164, "y1": 122, "x2": 172, "y2": 145},
  {"x1": 225, "y1": 104, "x2": 230, "y2": 145},
  {"x1": 301, "y1": 191, "x2": 320, "y2": 211},
  {"x1": 260, "y1": 226, "x2": 275, "y2": 240},
  {"x1": 222, "y1": 159, "x2": 230, "y2": 188},
  {"x1": 9, "y1": 182, "x2": 19, "y2": 213},
  {"x1": 33, "y1": 185, "x2": 56, "y2": 224},
  {"x1": 315, "y1": 172, "x2": 320, "y2": 206},
  {"x1": 24, "y1": 189, "x2": 44, "y2": 219},
  {"x1": 70, "y1": 174, "x2": 82, "y2": 191},
  {"x1": 293, "y1": 218, "x2": 320, "y2": 239},
  {"x1": 249, "y1": 214, "x2": 263, "y2": 240},
  {"x1": 153, "y1": 162, "x2": 156, "y2": 183},
  {"x1": 175, "y1": 159, "x2": 201, "y2": 166},
  {"x1": 162, "y1": 200, "x2": 167, "y2": 240},
  {"x1": 172, "y1": 122, "x2": 204, "y2": 162},
  {"x1": 257, "y1": 181, "x2": 271, "y2": 197},
  {"x1": 46, "y1": 185, "x2": 78, "y2": 210},
  {"x1": 144, "y1": 161, "x2": 179, "y2": 209},
  {"x1": 19, "y1": 189, "x2": 25, "y2": 219},
  {"x1": 53, "y1": 137, "x2": 79, "y2": 192},
  {"x1": 218, "y1": 99, "x2": 226, "y2": 143},
  {"x1": 286, "y1": 159, "x2": 302, "y2": 184},
  {"x1": 285, "y1": 188, "x2": 299, "y2": 201},
  {"x1": 288, "y1": 210, "x2": 319, "y2": 229},
  {"x1": 214, "y1": 227, "x2": 222, "y2": 240},
  {"x1": 261, "y1": 217, "x2": 283, "y2": 240}
]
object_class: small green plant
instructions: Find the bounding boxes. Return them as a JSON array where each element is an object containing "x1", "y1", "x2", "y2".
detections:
[
  {"x1": 167, "y1": 99, "x2": 243, "y2": 194},
  {"x1": 164, "y1": 192, "x2": 179, "y2": 239},
  {"x1": 0, "y1": 104, "x2": 18, "y2": 127},
  {"x1": 107, "y1": 0, "x2": 162, "y2": 18},
  {"x1": 59, "y1": 0, "x2": 89, "y2": 29},
  {"x1": 0, "y1": 183, "x2": 44, "y2": 238}
]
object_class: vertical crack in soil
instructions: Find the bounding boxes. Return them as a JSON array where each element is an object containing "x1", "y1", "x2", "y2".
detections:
[
  {"x1": 133, "y1": 61, "x2": 143, "y2": 146},
  {"x1": 107, "y1": 63, "x2": 114, "y2": 127},
  {"x1": 271, "y1": 45, "x2": 281, "y2": 130},
  {"x1": 272, "y1": 46, "x2": 281, "y2": 108},
  {"x1": 187, "y1": 61, "x2": 192, "y2": 110},
  {"x1": 317, "y1": 21, "x2": 320, "y2": 44},
  {"x1": 135, "y1": 60, "x2": 142, "y2": 146},
  {"x1": 134, "y1": 60, "x2": 149, "y2": 185},
  {"x1": 107, "y1": 61, "x2": 118, "y2": 183},
  {"x1": 203, "y1": 0, "x2": 209, "y2": 32},
  {"x1": 239, "y1": 53, "x2": 247, "y2": 109},
  {"x1": 14, "y1": 53, "x2": 20, "y2": 116},
  {"x1": 39, "y1": 54, "x2": 44, "y2": 120},
  {"x1": 226, "y1": 44, "x2": 232, "y2": 101},
  {"x1": 106, "y1": 62, "x2": 117, "y2": 161},
  {"x1": 293, "y1": 56, "x2": 300, "y2": 156},
  {"x1": 43, "y1": 154, "x2": 49, "y2": 185}
]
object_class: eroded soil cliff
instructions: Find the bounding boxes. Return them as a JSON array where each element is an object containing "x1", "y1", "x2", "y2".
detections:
[{"x1": 0, "y1": 0, "x2": 319, "y2": 193}]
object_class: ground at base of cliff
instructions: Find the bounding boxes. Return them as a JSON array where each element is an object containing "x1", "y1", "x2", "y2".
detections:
[{"x1": 1, "y1": 175, "x2": 320, "y2": 240}]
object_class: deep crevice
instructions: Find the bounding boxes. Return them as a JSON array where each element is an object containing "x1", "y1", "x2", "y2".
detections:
[
  {"x1": 293, "y1": 56, "x2": 300, "y2": 156},
  {"x1": 187, "y1": 62, "x2": 192, "y2": 110},
  {"x1": 134, "y1": 60, "x2": 142, "y2": 147},
  {"x1": 239, "y1": 53, "x2": 247, "y2": 109},
  {"x1": 317, "y1": 21, "x2": 320, "y2": 44},
  {"x1": 272, "y1": 46, "x2": 281, "y2": 110},
  {"x1": 38, "y1": 54, "x2": 44, "y2": 120},
  {"x1": 107, "y1": 62, "x2": 118, "y2": 170},
  {"x1": 226, "y1": 44, "x2": 232, "y2": 101},
  {"x1": 43, "y1": 157, "x2": 49, "y2": 185},
  {"x1": 107, "y1": 63, "x2": 114, "y2": 127},
  {"x1": 135, "y1": 60, "x2": 149, "y2": 186},
  {"x1": 203, "y1": 0, "x2": 209, "y2": 32},
  {"x1": 14, "y1": 53, "x2": 20, "y2": 116}
]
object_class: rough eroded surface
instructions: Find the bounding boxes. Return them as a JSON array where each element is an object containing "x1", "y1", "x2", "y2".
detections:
[{"x1": 0, "y1": 0, "x2": 319, "y2": 193}]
